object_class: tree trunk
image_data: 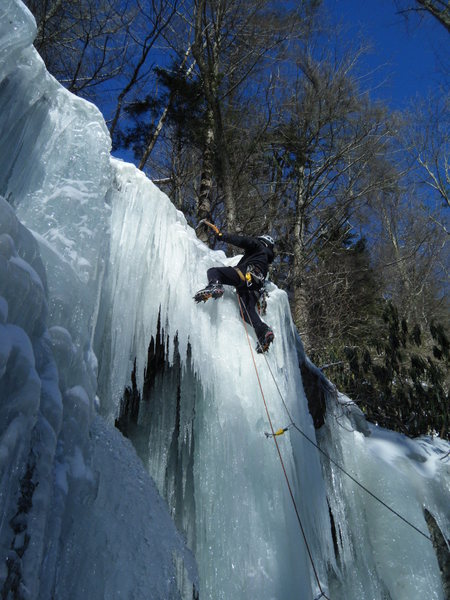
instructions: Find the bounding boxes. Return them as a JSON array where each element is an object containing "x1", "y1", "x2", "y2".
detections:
[
  {"x1": 380, "y1": 203, "x2": 413, "y2": 317},
  {"x1": 192, "y1": 0, "x2": 236, "y2": 231},
  {"x1": 220, "y1": 151, "x2": 236, "y2": 231},
  {"x1": 209, "y1": 95, "x2": 236, "y2": 230},
  {"x1": 196, "y1": 110, "x2": 214, "y2": 242},
  {"x1": 139, "y1": 45, "x2": 195, "y2": 171},
  {"x1": 416, "y1": 0, "x2": 450, "y2": 32},
  {"x1": 138, "y1": 104, "x2": 170, "y2": 171},
  {"x1": 292, "y1": 164, "x2": 310, "y2": 348}
]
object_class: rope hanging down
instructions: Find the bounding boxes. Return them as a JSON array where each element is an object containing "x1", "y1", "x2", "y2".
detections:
[
  {"x1": 259, "y1": 351, "x2": 432, "y2": 543},
  {"x1": 237, "y1": 296, "x2": 331, "y2": 600},
  {"x1": 238, "y1": 298, "x2": 432, "y2": 543}
]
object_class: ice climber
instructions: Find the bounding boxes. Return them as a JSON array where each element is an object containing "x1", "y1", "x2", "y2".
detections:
[{"x1": 194, "y1": 221, "x2": 275, "y2": 353}]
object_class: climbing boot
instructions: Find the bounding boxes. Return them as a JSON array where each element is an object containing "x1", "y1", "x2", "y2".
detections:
[
  {"x1": 194, "y1": 282, "x2": 224, "y2": 303},
  {"x1": 256, "y1": 329, "x2": 274, "y2": 353}
]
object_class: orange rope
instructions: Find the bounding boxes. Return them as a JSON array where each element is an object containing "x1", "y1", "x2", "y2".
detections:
[{"x1": 237, "y1": 296, "x2": 330, "y2": 600}]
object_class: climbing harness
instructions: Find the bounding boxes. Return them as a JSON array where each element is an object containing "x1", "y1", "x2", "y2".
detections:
[
  {"x1": 246, "y1": 264, "x2": 265, "y2": 288},
  {"x1": 237, "y1": 296, "x2": 331, "y2": 600},
  {"x1": 234, "y1": 264, "x2": 265, "y2": 290}
]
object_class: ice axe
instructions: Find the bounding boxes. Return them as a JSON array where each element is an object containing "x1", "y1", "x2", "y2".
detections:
[{"x1": 196, "y1": 219, "x2": 221, "y2": 236}]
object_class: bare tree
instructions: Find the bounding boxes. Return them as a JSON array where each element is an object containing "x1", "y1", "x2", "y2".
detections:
[
  {"x1": 266, "y1": 48, "x2": 397, "y2": 344},
  {"x1": 189, "y1": 0, "x2": 310, "y2": 230},
  {"x1": 25, "y1": 0, "x2": 134, "y2": 95},
  {"x1": 137, "y1": 44, "x2": 195, "y2": 170},
  {"x1": 25, "y1": 0, "x2": 182, "y2": 142},
  {"x1": 400, "y1": 95, "x2": 449, "y2": 213},
  {"x1": 108, "y1": 0, "x2": 180, "y2": 141},
  {"x1": 394, "y1": 0, "x2": 450, "y2": 32},
  {"x1": 109, "y1": 0, "x2": 321, "y2": 236}
]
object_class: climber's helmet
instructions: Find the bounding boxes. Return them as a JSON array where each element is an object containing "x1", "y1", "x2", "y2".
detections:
[{"x1": 257, "y1": 234, "x2": 275, "y2": 249}]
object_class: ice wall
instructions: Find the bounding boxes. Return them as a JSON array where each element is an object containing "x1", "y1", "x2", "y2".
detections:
[
  {"x1": 95, "y1": 161, "x2": 335, "y2": 599},
  {"x1": 0, "y1": 0, "x2": 111, "y2": 352},
  {"x1": 319, "y1": 396, "x2": 449, "y2": 599},
  {"x1": 0, "y1": 196, "x2": 197, "y2": 599},
  {"x1": 97, "y1": 160, "x2": 449, "y2": 600},
  {"x1": 0, "y1": 1, "x2": 448, "y2": 599},
  {"x1": 0, "y1": 2, "x2": 197, "y2": 599}
]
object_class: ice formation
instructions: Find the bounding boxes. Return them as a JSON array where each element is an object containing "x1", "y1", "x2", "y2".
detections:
[
  {"x1": 0, "y1": 2, "x2": 197, "y2": 599},
  {"x1": 0, "y1": 1, "x2": 449, "y2": 599}
]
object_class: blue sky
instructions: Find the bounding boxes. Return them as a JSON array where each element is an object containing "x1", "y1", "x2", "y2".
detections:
[
  {"x1": 325, "y1": 0, "x2": 448, "y2": 110},
  {"x1": 112, "y1": 1, "x2": 447, "y2": 165}
]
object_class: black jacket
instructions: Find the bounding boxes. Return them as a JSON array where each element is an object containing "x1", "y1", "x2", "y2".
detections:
[{"x1": 220, "y1": 232, "x2": 274, "y2": 278}]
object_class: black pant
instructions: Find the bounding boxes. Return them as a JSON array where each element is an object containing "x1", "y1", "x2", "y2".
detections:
[{"x1": 207, "y1": 267, "x2": 270, "y2": 343}]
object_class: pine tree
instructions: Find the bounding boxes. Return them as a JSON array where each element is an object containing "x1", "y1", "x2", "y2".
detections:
[{"x1": 328, "y1": 302, "x2": 449, "y2": 439}]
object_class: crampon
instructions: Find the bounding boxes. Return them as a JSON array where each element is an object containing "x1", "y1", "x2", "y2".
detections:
[
  {"x1": 194, "y1": 283, "x2": 224, "y2": 303},
  {"x1": 256, "y1": 330, "x2": 274, "y2": 353}
]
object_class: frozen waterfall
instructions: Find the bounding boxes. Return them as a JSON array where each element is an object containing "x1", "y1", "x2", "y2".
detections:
[{"x1": 0, "y1": 1, "x2": 449, "y2": 599}]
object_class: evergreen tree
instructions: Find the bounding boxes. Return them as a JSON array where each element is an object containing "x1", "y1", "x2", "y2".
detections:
[
  {"x1": 327, "y1": 301, "x2": 449, "y2": 439},
  {"x1": 119, "y1": 63, "x2": 207, "y2": 159}
]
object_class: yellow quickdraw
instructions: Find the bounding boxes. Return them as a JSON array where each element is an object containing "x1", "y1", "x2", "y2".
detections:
[
  {"x1": 275, "y1": 427, "x2": 287, "y2": 436},
  {"x1": 264, "y1": 427, "x2": 289, "y2": 439}
]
